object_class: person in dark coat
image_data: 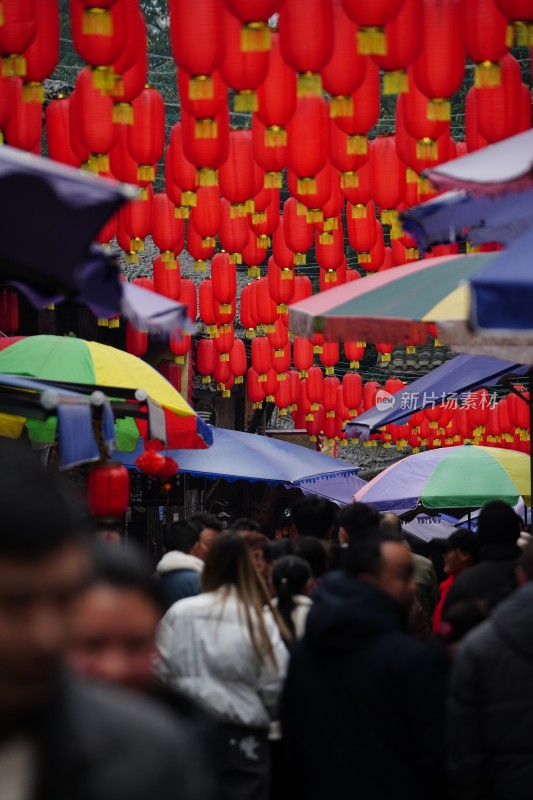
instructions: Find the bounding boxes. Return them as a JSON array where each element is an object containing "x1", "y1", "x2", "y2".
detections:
[
  {"x1": 156, "y1": 520, "x2": 205, "y2": 608},
  {"x1": 0, "y1": 441, "x2": 211, "y2": 800},
  {"x1": 281, "y1": 530, "x2": 448, "y2": 800},
  {"x1": 448, "y1": 540, "x2": 533, "y2": 800},
  {"x1": 442, "y1": 500, "x2": 521, "y2": 616}
]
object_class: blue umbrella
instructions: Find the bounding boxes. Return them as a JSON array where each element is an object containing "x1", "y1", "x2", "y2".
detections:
[
  {"x1": 118, "y1": 426, "x2": 361, "y2": 489},
  {"x1": 346, "y1": 353, "x2": 528, "y2": 439}
]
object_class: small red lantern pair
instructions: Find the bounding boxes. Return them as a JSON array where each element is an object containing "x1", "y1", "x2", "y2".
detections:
[{"x1": 135, "y1": 450, "x2": 179, "y2": 479}]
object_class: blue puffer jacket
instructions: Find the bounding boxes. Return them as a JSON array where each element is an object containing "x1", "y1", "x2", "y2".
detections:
[{"x1": 156, "y1": 551, "x2": 203, "y2": 610}]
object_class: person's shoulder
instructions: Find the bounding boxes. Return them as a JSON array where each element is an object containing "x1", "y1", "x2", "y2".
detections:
[
  {"x1": 165, "y1": 590, "x2": 215, "y2": 617},
  {"x1": 455, "y1": 616, "x2": 497, "y2": 661}
]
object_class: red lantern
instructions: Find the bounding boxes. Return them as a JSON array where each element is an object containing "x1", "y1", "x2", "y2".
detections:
[
  {"x1": 179, "y1": 278, "x2": 198, "y2": 322},
  {"x1": 412, "y1": 0, "x2": 466, "y2": 121},
  {"x1": 168, "y1": 122, "x2": 198, "y2": 205},
  {"x1": 242, "y1": 228, "x2": 268, "y2": 276},
  {"x1": 272, "y1": 213, "x2": 296, "y2": 270},
  {"x1": 306, "y1": 405, "x2": 324, "y2": 439},
  {"x1": 286, "y1": 95, "x2": 328, "y2": 191},
  {"x1": 45, "y1": 96, "x2": 79, "y2": 167},
  {"x1": 306, "y1": 365, "x2": 324, "y2": 409},
  {"x1": 293, "y1": 337, "x2": 313, "y2": 378},
  {"x1": 495, "y1": 0, "x2": 533, "y2": 45},
  {"x1": 249, "y1": 187, "x2": 280, "y2": 248},
  {"x1": 322, "y1": 375, "x2": 340, "y2": 417},
  {"x1": 344, "y1": 341, "x2": 365, "y2": 369},
  {"x1": 187, "y1": 223, "x2": 216, "y2": 272},
  {"x1": 256, "y1": 30, "x2": 296, "y2": 155},
  {"x1": 279, "y1": 0, "x2": 334, "y2": 95},
  {"x1": 197, "y1": 337, "x2": 217, "y2": 382},
  {"x1": 251, "y1": 336, "x2": 272, "y2": 379},
  {"x1": 272, "y1": 343, "x2": 291, "y2": 379},
  {"x1": 347, "y1": 200, "x2": 377, "y2": 262},
  {"x1": 370, "y1": 136, "x2": 406, "y2": 230},
  {"x1": 465, "y1": 87, "x2": 490, "y2": 152},
  {"x1": 251, "y1": 114, "x2": 287, "y2": 187},
  {"x1": 170, "y1": 332, "x2": 192, "y2": 365},
  {"x1": 328, "y1": 118, "x2": 369, "y2": 188},
  {"x1": 343, "y1": 372, "x2": 362, "y2": 415},
  {"x1": 22, "y1": 0, "x2": 58, "y2": 102},
  {"x1": 320, "y1": 342, "x2": 339, "y2": 375},
  {"x1": 199, "y1": 279, "x2": 217, "y2": 330},
  {"x1": 316, "y1": 225, "x2": 344, "y2": 281},
  {"x1": 476, "y1": 54, "x2": 522, "y2": 143},
  {"x1": 219, "y1": 129, "x2": 256, "y2": 216},
  {"x1": 218, "y1": 196, "x2": 249, "y2": 263},
  {"x1": 399, "y1": 68, "x2": 450, "y2": 143},
  {"x1": 211, "y1": 252, "x2": 236, "y2": 313},
  {"x1": 334, "y1": 59, "x2": 380, "y2": 155},
  {"x1": 372, "y1": 0, "x2": 423, "y2": 95},
  {"x1": 153, "y1": 256, "x2": 181, "y2": 301},
  {"x1": 247, "y1": 367, "x2": 266, "y2": 407},
  {"x1": 460, "y1": 0, "x2": 509, "y2": 88},
  {"x1": 363, "y1": 380, "x2": 380, "y2": 410},
  {"x1": 268, "y1": 316, "x2": 289, "y2": 352},
  {"x1": 366, "y1": 222, "x2": 385, "y2": 272},
  {"x1": 118, "y1": 186, "x2": 152, "y2": 254},
  {"x1": 73, "y1": 67, "x2": 114, "y2": 166},
  {"x1": 126, "y1": 322, "x2": 148, "y2": 358},
  {"x1": 290, "y1": 274, "x2": 313, "y2": 305},
  {"x1": 158, "y1": 361, "x2": 182, "y2": 394},
  {"x1": 252, "y1": 277, "x2": 278, "y2": 330},
  {"x1": 87, "y1": 461, "x2": 130, "y2": 520},
  {"x1": 110, "y1": 8, "x2": 147, "y2": 111},
  {"x1": 4, "y1": 76, "x2": 41, "y2": 151},
  {"x1": 189, "y1": 185, "x2": 221, "y2": 246},
  {"x1": 321, "y1": 2, "x2": 366, "y2": 116},
  {"x1": 213, "y1": 322, "x2": 235, "y2": 359},
  {"x1": 228, "y1": 339, "x2": 247, "y2": 384},
  {"x1": 181, "y1": 104, "x2": 230, "y2": 186},
  {"x1": 283, "y1": 197, "x2": 314, "y2": 264},
  {"x1": 341, "y1": 157, "x2": 372, "y2": 208},
  {"x1": 220, "y1": 7, "x2": 269, "y2": 111},
  {"x1": 0, "y1": 0, "x2": 37, "y2": 78},
  {"x1": 135, "y1": 449, "x2": 166, "y2": 476},
  {"x1": 70, "y1": 0, "x2": 126, "y2": 90},
  {"x1": 169, "y1": 0, "x2": 224, "y2": 95},
  {"x1": 95, "y1": 205, "x2": 117, "y2": 246},
  {"x1": 240, "y1": 283, "x2": 259, "y2": 333},
  {"x1": 127, "y1": 87, "x2": 165, "y2": 183},
  {"x1": 177, "y1": 68, "x2": 227, "y2": 120},
  {"x1": 152, "y1": 192, "x2": 184, "y2": 264},
  {"x1": 288, "y1": 163, "x2": 331, "y2": 222},
  {"x1": 268, "y1": 257, "x2": 295, "y2": 312},
  {"x1": 342, "y1": 0, "x2": 404, "y2": 54}
]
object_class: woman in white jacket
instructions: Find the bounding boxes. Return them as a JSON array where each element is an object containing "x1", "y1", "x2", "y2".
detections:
[{"x1": 157, "y1": 531, "x2": 289, "y2": 800}]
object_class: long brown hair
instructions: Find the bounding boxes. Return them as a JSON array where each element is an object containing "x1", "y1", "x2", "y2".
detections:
[{"x1": 202, "y1": 532, "x2": 290, "y2": 664}]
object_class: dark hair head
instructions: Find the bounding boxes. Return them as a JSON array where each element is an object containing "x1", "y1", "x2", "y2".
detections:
[
  {"x1": 187, "y1": 513, "x2": 224, "y2": 534},
  {"x1": 439, "y1": 599, "x2": 487, "y2": 644},
  {"x1": 342, "y1": 528, "x2": 404, "y2": 578},
  {"x1": 164, "y1": 521, "x2": 199, "y2": 554},
  {"x1": 380, "y1": 512, "x2": 402, "y2": 536},
  {"x1": 293, "y1": 536, "x2": 328, "y2": 578},
  {"x1": 0, "y1": 440, "x2": 84, "y2": 560},
  {"x1": 230, "y1": 517, "x2": 262, "y2": 535},
  {"x1": 87, "y1": 541, "x2": 164, "y2": 612},
  {"x1": 477, "y1": 500, "x2": 521, "y2": 546},
  {"x1": 338, "y1": 502, "x2": 382, "y2": 544},
  {"x1": 273, "y1": 556, "x2": 312, "y2": 641},
  {"x1": 444, "y1": 529, "x2": 479, "y2": 560},
  {"x1": 264, "y1": 539, "x2": 294, "y2": 564},
  {"x1": 289, "y1": 496, "x2": 338, "y2": 540},
  {"x1": 241, "y1": 531, "x2": 269, "y2": 551}
]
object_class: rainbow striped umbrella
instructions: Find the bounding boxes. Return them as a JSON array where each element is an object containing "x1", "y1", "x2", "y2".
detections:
[{"x1": 354, "y1": 444, "x2": 531, "y2": 513}]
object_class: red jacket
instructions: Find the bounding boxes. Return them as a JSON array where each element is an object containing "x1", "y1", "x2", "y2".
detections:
[{"x1": 432, "y1": 575, "x2": 455, "y2": 633}]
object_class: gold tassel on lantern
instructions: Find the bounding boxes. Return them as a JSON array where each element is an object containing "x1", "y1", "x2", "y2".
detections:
[
  {"x1": 265, "y1": 171, "x2": 282, "y2": 188},
  {"x1": 0, "y1": 3, "x2": 4, "y2": 25},
  {"x1": 253, "y1": 401, "x2": 263, "y2": 409},
  {"x1": 219, "y1": 304, "x2": 232, "y2": 315},
  {"x1": 381, "y1": 208, "x2": 398, "y2": 227},
  {"x1": 252, "y1": 211, "x2": 266, "y2": 225},
  {"x1": 296, "y1": 202, "x2": 307, "y2": 216},
  {"x1": 201, "y1": 375, "x2": 212, "y2": 384},
  {"x1": 406, "y1": 346, "x2": 416, "y2": 354},
  {"x1": 293, "y1": 253, "x2": 306, "y2": 266},
  {"x1": 194, "y1": 260, "x2": 207, "y2": 272},
  {"x1": 229, "y1": 253, "x2": 242, "y2": 264},
  {"x1": 258, "y1": 373, "x2": 267, "y2": 383},
  {"x1": 222, "y1": 389, "x2": 231, "y2": 399},
  {"x1": 313, "y1": 345, "x2": 322, "y2": 356},
  {"x1": 113, "y1": 102, "x2": 134, "y2": 124},
  {"x1": 245, "y1": 328, "x2": 255, "y2": 339},
  {"x1": 22, "y1": 82, "x2": 44, "y2": 103},
  {"x1": 234, "y1": 90, "x2": 257, "y2": 112},
  {"x1": 281, "y1": 268, "x2": 293, "y2": 280},
  {"x1": 347, "y1": 135, "x2": 368, "y2": 155},
  {"x1": 297, "y1": 71, "x2": 322, "y2": 97},
  {"x1": 349, "y1": 360, "x2": 359, "y2": 369},
  {"x1": 341, "y1": 172, "x2": 358, "y2": 189},
  {"x1": 512, "y1": 21, "x2": 533, "y2": 46},
  {"x1": 323, "y1": 216, "x2": 338, "y2": 231},
  {"x1": 305, "y1": 413, "x2": 315, "y2": 422},
  {"x1": 274, "y1": 349, "x2": 285, "y2": 358},
  {"x1": 92, "y1": 154, "x2": 109, "y2": 172},
  {"x1": 427, "y1": 98, "x2": 451, "y2": 121},
  {"x1": 357, "y1": 26, "x2": 387, "y2": 55},
  {"x1": 220, "y1": 352, "x2": 230, "y2": 362},
  {"x1": 297, "y1": 177, "x2": 317, "y2": 194},
  {"x1": 83, "y1": 7, "x2": 113, "y2": 36},
  {"x1": 0, "y1": 131, "x2": 4, "y2": 144},
  {"x1": 416, "y1": 138, "x2": 438, "y2": 160},
  {"x1": 196, "y1": 168, "x2": 218, "y2": 186},
  {"x1": 109, "y1": 318, "x2": 120, "y2": 329},
  {"x1": 306, "y1": 208, "x2": 323, "y2": 224},
  {"x1": 175, "y1": 206, "x2": 189, "y2": 219},
  {"x1": 181, "y1": 190, "x2": 197, "y2": 206},
  {"x1": 161, "y1": 251, "x2": 176, "y2": 267},
  {"x1": 319, "y1": 231, "x2": 334, "y2": 245},
  {"x1": 137, "y1": 164, "x2": 154, "y2": 182},
  {"x1": 189, "y1": 75, "x2": 213, "y2": 100},
  {"x1": 358, "y1": 252, "x2": 371, "y2": 264},
  {"x1": 325, "y1": 270, "x2": 337, "y2": 284},
  {"x1": 466, "y1": 241, "x2": 479, "y2": 254},
  {"x1": 2, "y1": 54, "x2": 26, "y2": 78},
  {"x1": 97, "y1": 318, "x2": 109, "y2": 327},
  {"x1": 91, "y1": 65, "x2": 115, "y2": 93},
  {"x1": 202, "y1": 236, "x2": 216, "y2": 247},
  {"x1": 230, "y1": 203, "x2": 247, "y2": 218},
  {"x1": 406, "y1": 247, "x2": 419, "y2": 259},
  {"x1": 130, "y1": 237, "x2": 144, "y2": 253},
  {"x1": 474, "y1": 61, "x2": 502, "y2": 88},
  {"x1": 406, "y1": 167, "x2": 418, "y2": 184},
  {"x1": 235, "y1": 376, "x2": 243, "y2": 384},
  {"x1": 383, "y1": 69, "x2": 408, "y2": 95},
  {"x1": 195, "y1": 118, "x2": 218, "y2": 139},
  {"x1": 175, "y1": 355, "x2": 185, "y2": 365},
  {"x1": 329, "y1": 96, "x2": 353, "y2": 118},
  {"x1": 241, "y1": 21, "x2": 271, "y2": 52},
  {"x1": 245, "y1": 198, "x2": 255, "y2": 213},
  {"x1": 264, "y1": 126, "x2": 286, "y2": 147},
  {"x1": 125, "y1": 252, "x2": 138, "y2": 265},
  {"x1": 257, "y1": 235, "x2": 270, "y2": 248},
  {"x1": 277, "y1": 303, "x2": 288, "y2": 314},
  {"x1": 325, "y1": 366, "x2": 335, "y2": 375},
  {"x1": 81, "y1": 157, "x2": 99, "y2": 174},
  {"x1": 390, "y1": 222, "x2": 403, "y2": 240},
  {"x1": 351, "y1": 203, "x2": 366, "y2": 218},
  {"x1": 417, "y1": 177, "x2": 433, "y2": 195}
]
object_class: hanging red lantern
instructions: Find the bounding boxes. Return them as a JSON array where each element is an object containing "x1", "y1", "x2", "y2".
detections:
[
  {"x1": 319, "y1": 170, "x2": 345, "y2": 231},
  {"x1": 316, "y1": 225, "x2": 344, "y2": 283},
  {"x1": 153, "y1": 255, "x2": 181, "y2": 301},
  {"x1": 110, "y1": 8, "x2": 147, "y2": 116},
  {"x1": 278, "y1": 0, "x2": 334, "y2": 96},
  {"x1": 22, "y1": 0, "x2": 58, "y2": 103},
  {"x1": 328, "y1": 118, "x2": 369, "y2": 189},
  {"x1": 181, "y1": 104, "x2": 230, "y2": 186},
  {"x1": 365, "y1": 222, "x2": 385, "y2": 272},
  {"x1": 275, "y1": 376, "x2": 294, "y2": 415},
  {"x1": 199, "y1": 279, "x2": 217, "y2": 332},
  {"x1": 219, "y1": 129, "x2": 256, "y2": 216},
  {"x1": 399, "y1": 68, "x2": 450, "y2": 144},
  {"x1": 319, "y1": 342, "x2": 339, "y2": 375},
  {"x1": 372, "y1": 0, "x2": 423, "y2": 95},
  {"x1": 177, "y1": 68, "x2": 227, "y2": 121},
  {"x1": 363, "y1": 380, "x2": 380, "y2": 410},
  {"x1": 346, "y1": 200, "x2": 377, "y2": 263},
  {"x1": 218, "y1": 196, "x2": 249, "y2": 263},
  {"x1": 169, "y1": 332, "x2": 192, "y2": 366},
  {"x1": 94, "y1": 206, "x2": 117, "y2": 246},
  {"x1": 126, "y1": 322, "x2": 148, "y2": 357},
  {"x1": 370, "y1": 137, "x2": 406, "y2": 231},
  {"x1": 495, "y1": 0, "x2": 533, "y2": 46},
  {"x1": 220, "y1": 7, "x2": 269, "y2": 111},
  {"x1": 109, "y1": 122, "x2": 138, "y2": 183},
  {"x1": 73, "y1": 67, "x2": 114, "y2": 168},
  {"x1": 0, "y1": 0, "x2": 37, "y2": 78},
  {"x1": 45, "y1": 96, "x2": 79, "y2": 167},
  {"x1": 412, "y1": 0, "x2": 465, "y2": 121},
  {"x1": 0, "y1": 73, "x2": 14, "y2": 143},
  {"x1": 344, "y1": 341, "x2": 365, "y2": 369},
  {"x1": 158, "y1": 361, "x2": 182, "y2": 394},
  {"x1": 211, "y1": 252, "x2": 236, "y2": 314},
  {"x1": 306, "y1": 365, "x2": 324, "y2": 410},
  {"x1": 465, "y1": 87, "x2": 490, "y2": 153},
  {"x1": 286, "y1": 95, "x2": 328, "y2": 194},
  {"x1": 249, "y1": 187, "x2": 280, "y2": 248},
  {"x1": 228, "y1": 339, "x2": 247, "y2": 384},
  {"x1": 251, "y1": 336, "x2": 272, "y2": 380},
  {"x1": 70, "y1": 0, "x2": 126, "y2": 91},
  {"x1": 168, "y1": 122, "x2": 198, "y2": 206},
  {"x1": 197, "y1": 337, "x2": 217, "y2": 382},
  {"x1": 119, "y1": 186, "x2": 152, "y2": 255},
  {"x1": 334, "y1": 59, "x2": 380, "y2": 155},
  {"x1": 476, "y1": 53, "x2": 522, "y2": 143},
  {"x1": 87, "y1": 461, "x2": 130, "y2": 520},
  {"x1": 213, "y1": 357, "x2": 233, "y2": 390},
  {"x1": 342, "y1": 0, "x2": 404, "y2": 54},
  {"x1": 4, "y1": 76, "x2": 41, "y2": 151},
  {"x1": 288, "y1": 163, "x2": 331, "y2": 223},
  {"x1": 242, "y1": 228, "x2": 268, "y2": 277},
  {"x1": 321, "y1": 2, "x2": 366, "y2": 117},
  {"x1": 290, "y1": 274, "x2": 313, "y2": 305},
  {"x1": 252, "y1": 277, "x2": 278, "y2": 331},
  {"x1": 272, "y1": 213, "x2": 296, "y2": 270},
  {"x1": 135, "y1": 449, "x2": 166, "y2": 477},
  {"x1": 283, "y1": 197, "x2": 314, "y2": 265},
  {"x1": 213, "y1": 296, "x2": 236, "y2": 330},
  {"x1": 343, "y1": 372, "x2": 362, "y2": 416},
  {"x1": 213, "y1": 322, "x2": 235, "y2": 360},
  {"x1": 251, "y1": 114, "x2": 287, "y2": 188},
  {"x1": 189, "y1": 185, "x2": 221, "y2": 246},
  {"x1": 305, "y1": 405, "x2": 324, "y2": 440},
  {"x1": 293, "y1": 336, "x2": 313, "y2": 377},
  {"x1": 268, "y1": 316, "x2": 289, "y2": 352},
  {"x1": 179, "y1": 278, "x2": 198, "y2": 322},
  {"x1": 322, "y1": 375, "x2": 340, "y2": 418},
  {"x1": 268, "y1": 256, "x2": 295, "y2": 313},
  {"x1": 247, "y1": 367, "x2": 266, "y2": 408},
  {"x1": 186, "y1": 223, "x2": 215, "y2": 273},
  {"x1": 271, "y1": 343, "x2": 291, "y2": 380},
  {"x1": 169, "y1": 0, "x2": 224, "y2": 99},
  {"x1": 375, "y1": 342, "x2": 394, "y2": 362},
  {"x1": 126, "y1": 86, "x2": 165, "y2": 183},
  {"x1": 460, "y1": 0, "x2": 508, "y2": 88},
  {"x1": 240, "y1": 283, "x2": 258, "y2": 335},
  {"x1": 340, "y1": 157, "x2": 372, "y2": 209},
  {"x1": 151, "y1": 192, "x2": 184, "y2": 265}
]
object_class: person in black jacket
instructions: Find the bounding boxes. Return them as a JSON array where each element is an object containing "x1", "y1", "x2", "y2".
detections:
[
  {"x1": 442, "y1": 500, "x2": 521, "y2": 616},
  {"x1": 281, "y1": 529, "x2": 448, "y2": 800},
  {"x1": 448, "y1": 540, "x2": 533, "y2": 800}
]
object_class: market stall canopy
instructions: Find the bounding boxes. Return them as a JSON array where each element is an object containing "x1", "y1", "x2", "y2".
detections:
[
  {"x1": 0, "y1": 146, "x2": 192, "y2": 335},
  {"x1": 118, "y1": 426, "x2": 360, "y2": 488},
  {"x1": 423, "y1": 129, "x2": 533, "y2": 196},
  {"x1": 354, "y1": 445, "x2": 531, "y2": 513},
  {"x1": 347, "y1": 354, "x2": 528, "y2": 439},
  {"x1": 288, "y1": 253, "x2": 495, "y2": 344},
  {"x1": 0, "y1": 335, "x2": 212, "y2": 451},
  {"x1": 296, "y1": 472, "x2": 366, "y2": 506}
]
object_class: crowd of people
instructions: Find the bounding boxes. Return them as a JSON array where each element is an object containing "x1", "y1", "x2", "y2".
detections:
[{"x1": 1, "y1": 439, "x2": 532, "y2": 800}]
